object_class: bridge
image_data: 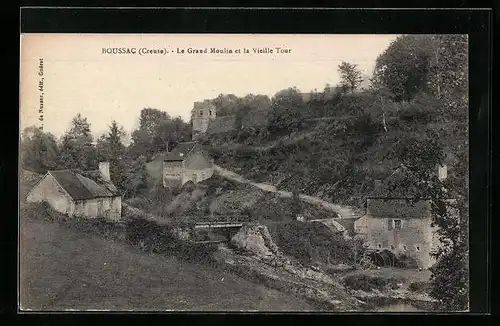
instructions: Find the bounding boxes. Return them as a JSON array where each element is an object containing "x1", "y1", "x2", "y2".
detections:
[
  {"x1": 191, "y1": 220, "x2": 246, "y2": 245},
  {"x1": 194, "y1": 222, "x2": 244, "y2": 229}
]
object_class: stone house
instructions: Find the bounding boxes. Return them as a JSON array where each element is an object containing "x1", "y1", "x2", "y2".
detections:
[
  {"x1": 162, "y1": 141, "x2": 214, "y2": 188},
  {"x1": 26, "y1": 162, "x2": 122, "y2": 221},
  {"x1": 353, "y1": 164, "x2": 450, "y2": 269}
]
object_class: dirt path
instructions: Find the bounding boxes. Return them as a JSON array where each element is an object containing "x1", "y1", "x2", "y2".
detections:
[{"x1": 213, "y1": 164, "x2": 359, "y2": 219}]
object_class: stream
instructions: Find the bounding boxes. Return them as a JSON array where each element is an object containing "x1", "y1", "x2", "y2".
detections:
[
  {"x1": 373, "y1": 302, "x2": 421, "y2": 312},
  {"x1": 365, "y1": 297, "x2": 435, "y2": 312}
]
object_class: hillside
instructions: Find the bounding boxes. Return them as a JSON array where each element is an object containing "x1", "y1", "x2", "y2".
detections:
[
  {"x1": 127, "y1": 173, "x2": 339, "y2": 224},
  {"x1": 21, "y1": 210, "x2": 314, "y2": 311},
  {"x1": 203, "y1": 92, "x2": 466, "y2": 209}
]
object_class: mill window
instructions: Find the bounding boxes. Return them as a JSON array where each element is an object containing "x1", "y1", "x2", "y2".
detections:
[{"x1": 394, "y1": 219, "x2": 402, "y2": 230}]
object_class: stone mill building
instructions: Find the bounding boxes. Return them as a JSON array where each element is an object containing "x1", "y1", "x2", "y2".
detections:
[{"x1": 354, "y1": 164, "x2": 451, "y2": 270}]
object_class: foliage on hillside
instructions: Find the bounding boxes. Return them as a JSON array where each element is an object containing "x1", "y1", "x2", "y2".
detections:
[
  {"x1": 128, "y1": 174, "x2": 338, "y2": 224},
  {"x1": 204, "y1": 37, "x2": 466, "y2": 210},
  {"x1": 267, "y1": 221, "x2": 361, "y2": 267}
]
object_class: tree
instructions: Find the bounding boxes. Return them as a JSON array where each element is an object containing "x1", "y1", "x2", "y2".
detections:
[
  {"x1": 212, "y1": 94, "x2": 240, "y2": 116},
  {"x1": 130, "y1": 108, "x2": 170, "y2": 158},
  {"x1": 59, "y1": 113, "x2": 97, "y2": 170},
  {"x1": 96, "y1": 120, "x2": 127, "y2": 190},
  {"x1": 20, "y1": 126, "x2": 60, "y2": 173},
  {"x1": 268, "y1": 87, "x2": 307, "y2": 134},
  {"x1": 130, "y1": 108, "x2": 191, "y2": 159},
  {"x1": 426, "y1": 35, "x2": 468, "y2": 120},
  {"x1": 396, "y1": 133, "x2": 468, "y2": 311},
  {"x1": 372, "y1": 35, "x2": 434, "y2": 101},
  {"x1": 338, "y1": 62, "x2": 364, "y2": 93}
]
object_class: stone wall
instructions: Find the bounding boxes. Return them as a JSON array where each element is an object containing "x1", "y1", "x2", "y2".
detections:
[
  {"x1": 192, "y1": 100, "x2": 216, "y2": 139},
  {"x1": 355, "y1": 213, "x2": 435, "y2": 269},
  {"x1": 163, "y1": 161, "x2": 183, "y2": 187},
  {"x1": 72, "y1": 196, "x2": 122, "y2": 221},
  {"x1": 26, "y1": 174, "x2": 73, "y2": 215},
  {"x1": 181, "y1": 150, "x2": 214, "y2": 185}
]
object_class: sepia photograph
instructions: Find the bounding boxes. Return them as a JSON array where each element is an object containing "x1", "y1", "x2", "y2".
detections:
[{"x1": 19, "y1": 33, "x2": 469, "y2": 312}]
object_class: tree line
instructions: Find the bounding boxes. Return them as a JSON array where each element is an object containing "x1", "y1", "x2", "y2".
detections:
[{"x1": 20, "y1": 109, "x2": 192, "y2": 198}]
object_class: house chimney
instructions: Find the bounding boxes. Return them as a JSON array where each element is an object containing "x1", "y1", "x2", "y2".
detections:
[
  {"x1": 99, "y1": 162, "x2": 110, "y2": 181},
  {"x1": 438, "y1": 165, "x2": 447, "y2": 181},
  {"x1": 374, "y1": 180, "x2": 382, "y2": 196}
]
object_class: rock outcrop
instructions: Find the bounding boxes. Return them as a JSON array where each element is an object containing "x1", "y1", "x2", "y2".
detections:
[
  {"x1": 225, "y1": 223, "x2": 364, "y2": 311},
  {"x1": 231, "y1": 224, "x2": 281, "y2": 258}
]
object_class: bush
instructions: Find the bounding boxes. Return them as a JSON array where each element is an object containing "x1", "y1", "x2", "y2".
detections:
[
  {"x1": 21, "y1": 201, "x2": 67, "y2": 222},
  {"x1": 65, "y1": 216, "x2": 125, "y2": 241},
  {"x1": 408, "y1": 281, "x2": 430, "y2": 293},
  {"x1": 395, "y1": 254, "x2": 419, "y2": 269},
  {"x1": 343, "y1": 274, "x2": 402, "y2": 292},
  {"x1": 125, "y1": 218, "x2": 178, "y2": 252},
  {"x1": 267, "y1": 221, "x2": 356, "y2": 266}
]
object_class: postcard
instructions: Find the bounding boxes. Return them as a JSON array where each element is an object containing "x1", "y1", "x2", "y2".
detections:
[{"x1": 19, "y1": 33, "x2": 469, "y2": 312}]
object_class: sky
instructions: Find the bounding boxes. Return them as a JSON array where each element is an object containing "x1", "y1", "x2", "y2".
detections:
[{"x1": 20, "y1": 34, "x2": 399, "y2": 140}]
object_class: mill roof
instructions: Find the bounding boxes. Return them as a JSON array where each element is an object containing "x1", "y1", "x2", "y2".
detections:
[
  {"x1": 48, "y1": 169, "x2": 120, "y2": 200},
  {"x1": 369, "y1": 164, "x2": 430, "y2": 199},
  {"x1": 163, "y1": 142, "x2": 198, "y2": 161}
]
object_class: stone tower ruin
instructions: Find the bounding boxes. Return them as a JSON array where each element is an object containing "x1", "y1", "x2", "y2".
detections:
[{"x1": 191, "y1": 100, "x2": 216, "y2": 140}]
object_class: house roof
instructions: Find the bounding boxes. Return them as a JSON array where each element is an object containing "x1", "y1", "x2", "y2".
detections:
[
  {"x1": 367, "y1": 198, "x2": 431, "y2": 219},
  {"x1": 163, "y1": 142, "x2": 198, "y2": 161},
  {"x1": 49, "y1": 169, "x2": 120, "y2": 200},
  {"x1": 369, "y1": 165, "x2": 429, "y2": 199}
]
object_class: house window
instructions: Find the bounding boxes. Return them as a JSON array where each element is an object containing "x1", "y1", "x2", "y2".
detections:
[
  {"x1": 199, "y1": 110, "x2": 203, "y2": 116},
  {"x1": 403, "y1": 245, "x2": 407, "y2": 251},
  {"x1": 388, "y1": 219, "x2": 393, "y2": 230},
  {"x1": 415, "y1": 245, "x2": 421, "y2": 251},
  {"x1": 209, "y1": 110, "x2": 213, "y2": 116},
  {"x1": 378, "y1": 244, "x2": 382, "y2": 249},
  {"x1": 390, "y1": 245, "x2": 395, "y2": 250},
  {"x1": 394, "y1": 219, "x2": 402, "y2": 230}
]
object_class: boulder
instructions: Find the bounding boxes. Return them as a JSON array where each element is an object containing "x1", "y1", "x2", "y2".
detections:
[{"x1": 231, "y1": 224, "x2": 282, "y2": 259}]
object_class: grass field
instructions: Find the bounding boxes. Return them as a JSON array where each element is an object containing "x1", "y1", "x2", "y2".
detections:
[{"x1": 19, "y1": 217, "x2": 314, "y2": 311}]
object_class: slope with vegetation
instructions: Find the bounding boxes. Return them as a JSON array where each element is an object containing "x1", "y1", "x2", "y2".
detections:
[
  {"x1": 202, "y1": 35, "x2": 468, "y2": 310},
  {"x1": 126, "y1": 173, "x2": 339, "y2": 224}
]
